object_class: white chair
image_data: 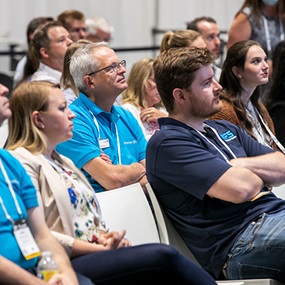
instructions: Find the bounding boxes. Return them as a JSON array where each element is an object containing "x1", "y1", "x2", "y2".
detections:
[
  {"x1": 272, "y1": 184, "x2": 285, "y2": 200},
  {"x1": 145, "y1": 183, "x2": 199, "y2": 262},
  {"x1": 96, "y1": 182, "x2": 160, "y2": 246},
  {"x1": 145, "y1": 183, "x2": 285, "y2": 285}
]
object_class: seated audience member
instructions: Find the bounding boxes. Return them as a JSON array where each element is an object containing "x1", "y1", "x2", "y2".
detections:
[
  {"x1": 85, "y1": 16, "x2": 114, "y2": 42},
  {"x1": 6, "y1": 80, "x2": 217, "y2": 285},
  {"x1": 20, "y1": 21, "x2": 72, "y2": 85},
  {"x1": 187, "y1": 16, "x2": 222, "y2": 81},
  {"x1": 266, "y1": 40, "x2": 285, "y2": 149},
  {"x1": 13, "y1": 16, "x2": 53, "y2": 88},
  {"x1": 61, "y1": 39, "x2": 92, "y2": 105},
  {"x1": 56, "y1": 42, "x2": 147, "y2": 193},
  {"x1": 146, "y1": 46, "x2": 285, "y2": 281},
  {"x1": 160, "y1": 29, "x2": 206, "y2": 53},
  {"x1": 227, "y1": 0, "x2": 285, "y2": 64},
  {"x1": 210, "y1": 40, "x2": 276, "y2": 149},
  {"x1": 121, "y1": 58, "x2": 167, "y2": 140},
  {"x1": 0, "y1": 80, "x2": 86, "y2": 285},
  {"x1": 57, "y1": 10, "x2": 87, "y2": 41},
  {"x1": 26, "y1": 21, "x2": 72, "y2": 85},
  {"x1": 226, "y1": 0, "x2": 285, "y2": 98}
]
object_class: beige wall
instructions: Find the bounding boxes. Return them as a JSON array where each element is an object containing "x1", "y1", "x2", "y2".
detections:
[{"x1": 0, "y1": 0, "x2": 244, "y2": 74}]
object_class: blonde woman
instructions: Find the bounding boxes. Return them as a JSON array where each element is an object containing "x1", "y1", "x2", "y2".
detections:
[
  {"x1": 160, "y1": 29, "x2": 206, "y2": 53},
  {"x1": 61, "y1": 39, "x2": 92, "y2": 105},
  {"x1": 121, "y1": 58, "x2": 167, "y2": 140}
]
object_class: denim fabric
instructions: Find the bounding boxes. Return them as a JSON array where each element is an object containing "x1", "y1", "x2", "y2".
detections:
[{"x1": 224, "y1": 210, "x2": 285, "y2": 281}]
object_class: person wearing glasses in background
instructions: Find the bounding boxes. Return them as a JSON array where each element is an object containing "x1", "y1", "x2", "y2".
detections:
[
  {"x1": 57, "y1": 10, "x2": 88, "y2": 41},
  {"x1": 56, "y1": 42, "x2": 148, "y2": 193}
]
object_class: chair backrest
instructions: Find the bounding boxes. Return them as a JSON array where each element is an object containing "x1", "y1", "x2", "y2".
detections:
[
  {"x1": 96, "y1": 183, "x2": 160, "y2": 245},
  {"x1": 145, "y1": 183, "x2": 199, "y2": 263},
  {"x1": 272, "y1": 184, "x2": 285, "y2": 200}
]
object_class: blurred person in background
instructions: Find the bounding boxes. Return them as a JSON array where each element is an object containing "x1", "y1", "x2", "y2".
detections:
[
  {"x1": 85, "y1": 16, "x2": 114, "y2": 43},
  {"x1": 160, "y1": 29, "x2": 206, "y2": 53},
  {"x1": 187, "y1": 16, "x2": 222, "y2": 81},
  {"x1": 13, "y1": 16, "x2": 53, "y2": 88},
  {"x1": 57, "y1": 10, "x2": 88, "y2": 41},
  {"x1": 61, "y1": 39, "x2": 92, "y2": 105},
  {"x1": 20, "y1": 21, "x2": 72, "y2": 85},
  {"x1": 121, "y1": 58, "x2": 167, "y2": 140}
]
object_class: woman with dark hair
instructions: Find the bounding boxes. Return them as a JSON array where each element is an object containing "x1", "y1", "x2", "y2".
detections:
[{"x1": 210, "y1": 40, "x2": 277, "y2": 149}]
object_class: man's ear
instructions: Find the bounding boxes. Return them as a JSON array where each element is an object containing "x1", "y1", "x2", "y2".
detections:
[
  {"x1": 232, "y1": 66, "x2": 242, "y2": 78},
  {"x1": 173, "y1": 88, "x2": 186, "y2": 103},
  {"x1": 39, "y1": 47, "x2": 49, "y2": 59},
  {"x1": 32, "y1": 111, "x2": 45, "y2": 129},
  {"x1": 83, "y1": 75, "x2": 95, "y2": 89}
]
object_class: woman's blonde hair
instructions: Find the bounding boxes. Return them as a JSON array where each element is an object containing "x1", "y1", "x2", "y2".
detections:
[
  {"x1": 121, "y1": 58, "x2": 163, "y2": 109},
  {"x1": 60, "y1": 39, "x2": 92, "y2": 96},
  {"x1": 6, "y1": 81, "x2": 60, "y2": 154},
  {"x1": 160, "y1": 29, "x2": 202, "y2": 53}
]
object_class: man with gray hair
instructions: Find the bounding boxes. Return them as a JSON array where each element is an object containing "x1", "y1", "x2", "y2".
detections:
[
  {"x1": 85, "y1": 16, "x2": 114, "y2": 42},
  {"x1": 56, "y1": 42, "x2": 147, "y2": 193}
]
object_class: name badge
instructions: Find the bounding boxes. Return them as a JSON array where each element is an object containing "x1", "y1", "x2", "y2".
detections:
[
  {"x1": 99, "y1": 138, "x2": 110, "y2": 149},
  {"x1": 13, "y1": 220, "x2": 41, "y2": 260}
]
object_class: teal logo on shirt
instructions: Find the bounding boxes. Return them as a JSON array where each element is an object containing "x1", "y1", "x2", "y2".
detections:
[{"x1": 220, "y1": 130, "x2": 236, "y2": 141}]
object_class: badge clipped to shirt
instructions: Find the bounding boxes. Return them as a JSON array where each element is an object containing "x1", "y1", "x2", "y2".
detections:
[
  {"x1": 13, "y1": 219, "x2": 41, "y2": 260},
  {"x1": 99, "y1": 138, "x2": 110, "y2": 149}
]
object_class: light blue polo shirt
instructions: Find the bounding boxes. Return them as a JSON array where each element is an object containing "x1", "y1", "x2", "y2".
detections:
[
  {"x1": 56, "y1": 92, "x2": 147, "y2": 192},
  {"x1": 0, "y1": 149, "x2": 38, "y2": 269}
]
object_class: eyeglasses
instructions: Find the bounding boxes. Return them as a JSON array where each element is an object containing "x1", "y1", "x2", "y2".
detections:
[{"x1": 88, "y1": 60, "x2": 126, "y2": 76}]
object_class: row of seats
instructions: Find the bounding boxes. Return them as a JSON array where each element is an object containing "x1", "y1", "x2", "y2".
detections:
[{"x1": 96, "y1": 182, "x2": 285, "y2": 285}]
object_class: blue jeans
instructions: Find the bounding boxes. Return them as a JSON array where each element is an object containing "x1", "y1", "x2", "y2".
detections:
[{"x1": 224, "y1": 210, "x2": 285, "y2": 281}]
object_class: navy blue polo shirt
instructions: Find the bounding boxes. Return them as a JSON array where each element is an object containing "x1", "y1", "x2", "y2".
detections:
[{"x1": 146, "y1": 118, "x2": 285, "y2": 278}]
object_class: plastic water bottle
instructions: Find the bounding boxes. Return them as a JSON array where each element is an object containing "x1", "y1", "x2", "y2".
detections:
[{"x1": 36, "y1": 251, "x2": 59, "y2": 281}]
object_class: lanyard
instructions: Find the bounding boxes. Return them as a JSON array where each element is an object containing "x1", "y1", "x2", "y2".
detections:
[
  {"x1": 45, "y1": 156, "x2": 104, "y2": 224},
  {"x1": 254, "y1": 107, "x2": 285, "y2": 154},
  {"x1": 263, "y1": 16, "x2": 284, "y2": 53},
  {"x1": 195, "y1": 124, "x2": 237, "y2": 163},
  {"x1": 0, "y1": 158, "x2": 23, "y2": 224},
  {"x1": 89, "y1": 111, "x2": 122, "y2": 164}
]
